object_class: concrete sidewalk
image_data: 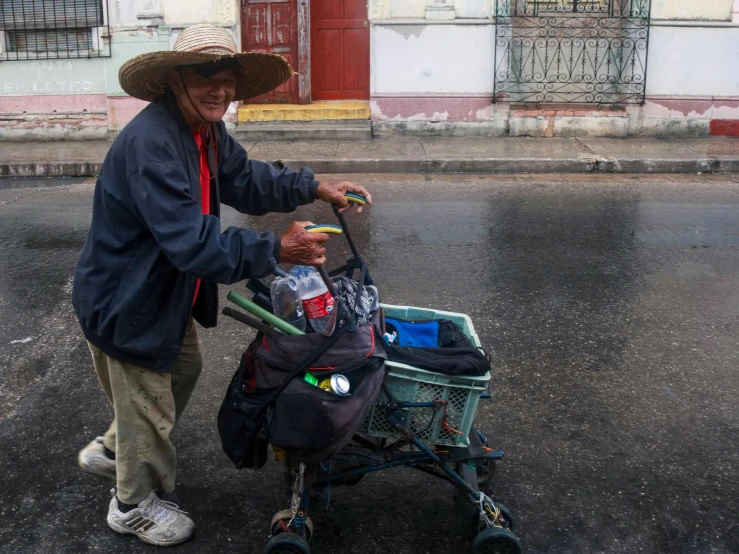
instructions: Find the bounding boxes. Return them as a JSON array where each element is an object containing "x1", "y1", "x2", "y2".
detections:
[{"x1": 1, "y1": 136, "x2": 739, "y2": 177}]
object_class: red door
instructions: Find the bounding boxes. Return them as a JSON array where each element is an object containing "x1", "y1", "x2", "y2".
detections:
[
  {"x1": 242, "y1": 0, "x2": 299, "y2": 104},
  {"x1": 311, "y1": 0, "x2": 369, "y2": 100}
]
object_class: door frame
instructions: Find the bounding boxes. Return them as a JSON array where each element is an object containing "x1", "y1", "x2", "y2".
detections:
[
  {"x1": 297, "y1": 0, "x2": 311, "y2": 104},
  {"x1": 242, "y1": 0, "x2": 369, "y2": 104}
]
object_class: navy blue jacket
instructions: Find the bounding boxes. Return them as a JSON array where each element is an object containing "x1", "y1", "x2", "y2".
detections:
[{"x1": 73, "y1": 95, "x2": 318, "y2": 372}]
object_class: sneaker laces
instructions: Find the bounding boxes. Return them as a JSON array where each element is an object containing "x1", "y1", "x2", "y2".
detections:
[{"x1": 149, "y1": 497, "x2": 189, "y2": 524}]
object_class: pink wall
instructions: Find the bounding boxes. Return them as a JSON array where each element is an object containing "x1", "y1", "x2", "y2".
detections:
[
  {"x1": 0, "y1": 93, "x2": 237, "y2": 134},
  {"x1": 370, "y1": 96, "x2": 499, "y2": 122},
  {"x1": 0, "y1": 94, "x2": 107, "y2": 115},
  {"x1": 106, "y1": 96, "x2": 149, "y2": 130},
  {"x1": 370, "y1": 95, "x2": 739, "y2": 122}
]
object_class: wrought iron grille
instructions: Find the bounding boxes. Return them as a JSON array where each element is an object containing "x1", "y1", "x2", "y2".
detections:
[
  {"x1": 0, "y1": 0, "x2": 111, "y2": 60},
  {"x1": 493, "y1": 0, "x2": 651, "y2": 104}
]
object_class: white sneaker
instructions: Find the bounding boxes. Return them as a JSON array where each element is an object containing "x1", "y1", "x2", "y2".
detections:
[
  {"x1": 106, "y1": 489, "x2": 196, "y2": 547},
  {"x1": 78, "y1": 437, "x2": 116, "y2": 481}
]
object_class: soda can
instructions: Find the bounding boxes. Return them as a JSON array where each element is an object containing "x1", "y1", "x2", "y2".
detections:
[
  {"x1": 303, "y1": 372, "x2": 319, "y2": 386},
  {"x1": 331, "y1": 374, "x2": 351, "y2": 396},
  {"x1": 317, "y1": 378, "x2": 333, "y2": 392}
]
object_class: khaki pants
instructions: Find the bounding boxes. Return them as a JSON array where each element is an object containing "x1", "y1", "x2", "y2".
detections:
[{"x1": 88, "y1": 318, "x2": 203, "y2": 505}]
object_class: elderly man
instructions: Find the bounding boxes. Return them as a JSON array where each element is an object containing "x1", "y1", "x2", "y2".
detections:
[{"x1": 72, "y1": 24, "x2": 371, "y2": 546}]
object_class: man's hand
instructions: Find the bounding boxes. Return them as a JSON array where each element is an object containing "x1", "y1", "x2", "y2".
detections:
[
  {"x1": 316, "y1": 181, "x2": 373, "y2": 214},
  {"x1": 280, "y1": 222, "x2": 330, "y2": 266}
]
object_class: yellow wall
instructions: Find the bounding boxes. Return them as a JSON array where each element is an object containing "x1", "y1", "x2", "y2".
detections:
[{"x1": 649, "y1": 0, "x2": 732, "y2": 20}]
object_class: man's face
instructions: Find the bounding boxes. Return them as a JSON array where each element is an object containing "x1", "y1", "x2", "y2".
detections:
[{"x1": 170, "y1": 67, "x2": 238, "y2": 124}]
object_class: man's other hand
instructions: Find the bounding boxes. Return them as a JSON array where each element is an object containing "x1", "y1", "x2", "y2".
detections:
[
  {"x1": 279, "y1": 222, "x2": 330, "y2": 266},
  {"x1": 316, "y1": 181, "x2": 373, "y2": 214}
]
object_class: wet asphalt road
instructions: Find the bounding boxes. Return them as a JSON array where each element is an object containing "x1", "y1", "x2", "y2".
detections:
[{"x1": 0, "y1": 173, "x2": 738, "y2": 554}]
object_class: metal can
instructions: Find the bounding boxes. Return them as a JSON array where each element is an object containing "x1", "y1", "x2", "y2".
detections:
[
  {"x1": 303, "y1": 372, "x2": 319, "y2": 386},
  {"x1": 317, "y1": 378, "x2": 333, "y2": 392},
  {"x1": 330, "y1": 374, "x2": 351, "y2": 396}
]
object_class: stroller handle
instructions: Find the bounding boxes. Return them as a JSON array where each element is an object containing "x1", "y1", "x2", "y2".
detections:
[
  {"x1": 344, "y1": 192, "x2": 367, "y2": 205},
  {"x1": 305, "y1": 224, "x2": 343, "y2": 234},
  {"x1": 270, "y1": 193, "x2": 367, "y2": 278},
  {"x1": 330, "y1": 195, "x2": 364, "y2": 258}
]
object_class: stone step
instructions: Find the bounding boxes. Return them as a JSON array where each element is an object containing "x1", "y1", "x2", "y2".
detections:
[
  {"x1": 238, "y1": 100, "x2": 370, "y2": 122},
  {"x1": 234, "y1": 120, "x2": 372, "y2": 141}
]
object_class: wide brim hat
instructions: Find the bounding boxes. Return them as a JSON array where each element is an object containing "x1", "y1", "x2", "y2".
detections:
[{"x1": 119, "y1": 24, "x2": 294, "y2": 102}]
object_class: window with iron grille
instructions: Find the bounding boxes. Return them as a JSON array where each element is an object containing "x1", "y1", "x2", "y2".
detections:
[
  {"x1": 493, "y1": 0, "x2": 651, "y2": 104},
  {"x1": 0, "y1": 0, "x2": 111, "y2": 60}
]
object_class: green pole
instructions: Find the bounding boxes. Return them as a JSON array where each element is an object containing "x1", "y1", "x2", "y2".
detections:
[{"x1": 226, "y1": 291, "x2": 305, "y2": 336}]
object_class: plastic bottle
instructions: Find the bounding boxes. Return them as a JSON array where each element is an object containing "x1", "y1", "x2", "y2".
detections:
[
  {"x1": 297, "y1": 269, "x2": 334, "y2": 333},
  {"x1": 270, "y1": 275, "x2": 306, "y2": 332},
  {"x1": 290, "y1": 265, "x2": 313, "y2": 279}
]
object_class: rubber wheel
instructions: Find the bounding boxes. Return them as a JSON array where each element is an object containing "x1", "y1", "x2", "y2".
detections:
[
  {"x1": 456, "y1": 458, "x2": 496, "y2": 488},
  {"x1": 471, "y1": 527, "x2": 522, "y2": 554},
  {"x1": 474, "y1": 430, "x2": 496, "y2": 486},
  {"x1": 475, "y1": 458, "x2": 496, "y2": 486},
  {"x1": 264, "y1": 533, "x2": 311, "y2": 554}
]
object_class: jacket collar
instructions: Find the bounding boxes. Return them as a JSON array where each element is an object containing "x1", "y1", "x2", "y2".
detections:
[{"x1": 162, "y1": 93, "x2": 199, "y2": 143}]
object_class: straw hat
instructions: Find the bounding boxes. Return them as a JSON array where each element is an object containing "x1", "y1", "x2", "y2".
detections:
[{"x1": 119, "y1": 24, "x2": 294, "y2": 102}]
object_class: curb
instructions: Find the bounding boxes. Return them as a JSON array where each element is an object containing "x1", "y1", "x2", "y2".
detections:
[
  {"x1": 1, "y1": 162, "x2": 103, "y2": 178},
  {"x1": 1, "y1": 158, "x2": 738, "y2": 178}
]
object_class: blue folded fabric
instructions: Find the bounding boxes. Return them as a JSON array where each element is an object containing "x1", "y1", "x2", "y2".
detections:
[{"x1": 385, "y1": 318, "x2": 440, "y2": 348}]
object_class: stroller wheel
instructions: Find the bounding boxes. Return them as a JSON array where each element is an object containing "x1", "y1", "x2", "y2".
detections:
[
  {"x1": 471, "y1": 527, "x2": 522, "y2": 554},
  {"x1": 456, "y1": 458, "x2": 496, "y2": 488},
  {"x1": 264, "y1": 533, "x2": 311, "y2": 554},
  {"x1": 271, "y1": 509, "x2": 314, "y2": 543},
  {"x1": 475, "y1": 457, "x2": 496, "y2": 486},
  {"x1": 474, "y1": 430, "x2": 496, "y2": 486}
]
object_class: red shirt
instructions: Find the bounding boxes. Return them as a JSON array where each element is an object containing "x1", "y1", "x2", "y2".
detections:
[{"x1": 192, "y1": 131, "x2": 210, "y2": 305}]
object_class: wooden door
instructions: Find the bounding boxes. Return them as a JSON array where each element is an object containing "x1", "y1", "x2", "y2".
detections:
[
  {"x1": 242, "y1": 0, "x2": 299, "y2": 104},
  {"x1": 311, "y1": 0, "x2": 369, "y2": 100}
]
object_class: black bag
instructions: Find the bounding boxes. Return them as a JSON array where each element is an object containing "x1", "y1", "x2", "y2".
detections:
[
  {"x1": 383, "y1": 319, "x2": 490, "y2": 377},
  {"x1": 217, "y1": 324, "x2": 386, "y2": 468},
  {"x1": 266, "y1": 356, "x2": 385, "y2": 463},
  {"x1": 216, "y1": 337, "x2": 271, "y2": 469}
]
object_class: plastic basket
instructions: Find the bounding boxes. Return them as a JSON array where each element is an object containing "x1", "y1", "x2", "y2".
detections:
[{"x1": 360, "y1": 304, "x2": 491, "y2": 447}]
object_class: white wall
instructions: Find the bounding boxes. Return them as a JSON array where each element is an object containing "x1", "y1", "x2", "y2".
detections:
[
  {"x1": 372, "y1": 22, "x2": 739, "y2": 98},
  {"x1": 107, "y1": 0, "x2": 237, "y2": 27},
  {"x1": 646, "y1": 25, "x2": 739, "y2": 96},
  {"x1": 372, "y1": 24, "x2": 495, "y2": 94},
  {"x1": 162, "y1": 0, "x2": 237, "y2": 25},
  {"x1": 388, "y1": 0, "x2": 427, "y2": 19},
  {"x1": 455, "y1": 0, "x2": 491, "y2": 19},
  {"x1": 373, "y1": 0, "x2": 737, "y2": 21},
  {"x1": 652, "y1": 0, "x2": 733, "y2": 21},
  {"x1": 374, "y1": 0, "x2": 492, "y2": 19}
]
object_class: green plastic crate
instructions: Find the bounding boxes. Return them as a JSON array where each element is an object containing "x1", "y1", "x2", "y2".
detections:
[{"x1": 360, "y1": 304, "x2": 491, "y2": 447}]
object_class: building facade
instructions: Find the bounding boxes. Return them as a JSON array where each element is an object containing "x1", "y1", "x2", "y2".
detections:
[{"x1": 0, "y1": 0, "x2": 737, "y2": 139}]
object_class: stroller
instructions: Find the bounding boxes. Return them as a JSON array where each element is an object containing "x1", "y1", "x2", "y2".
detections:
[{"x1": 217, "y1": 197, "x2": 522, "y2": 554}]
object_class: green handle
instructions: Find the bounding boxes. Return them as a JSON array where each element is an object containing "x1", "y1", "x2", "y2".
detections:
[{"x1": 227, "y1": 291, "x2": 305, "y2": 336}]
